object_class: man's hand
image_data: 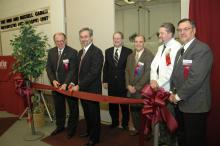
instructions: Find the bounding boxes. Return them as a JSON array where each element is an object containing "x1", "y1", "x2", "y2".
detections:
[
  {"x1": 59, "y1": 84, "x2": 67, "y2": 90},
  {"x1": 52, "y1": 80, "x2": 60, "y2": 88},
  {"x1": 103, "y1": 83, "x2": 108, "y2": 89},
  {"x1": 72, "y1": 85, "x2": 79, "y2": 91},
  {"x1": 150, "y1": 80, "x2": 159, "y2": 91},
  {"x1": 169, "y1": 93, "x2": 178, "y2": 104},
  {"x1": 68, "y1": 83, "x2": 75, "y2": 92},
  {"x1": 128, "y1": 85, "x2": 136, "y2": 94}
]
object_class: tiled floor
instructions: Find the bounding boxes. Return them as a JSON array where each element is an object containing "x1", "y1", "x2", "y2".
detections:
[{"x1": 0, "y1": 111, "x2": 54, "y2": 146}]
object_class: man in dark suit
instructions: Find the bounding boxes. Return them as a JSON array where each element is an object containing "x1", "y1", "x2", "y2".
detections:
[
  {"x1": 169, "y1": 18, "x2": 213, "y2": 146},
  {"x1": 46, "y1": 32, "x2": 79, "y2": 139},
  {"x1": 103, "y1": 32, "x2": 132, "y2": 130},
  {"x1": 72, "y1": 27, "x2": 103, "y2": 146},
  {"x1": 125, "y1": 35, "x2": 154, "y2": 136}
]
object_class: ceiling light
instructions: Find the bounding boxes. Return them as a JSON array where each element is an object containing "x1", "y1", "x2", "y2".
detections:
[{"x1": 124, "y1": 0, "x2": 135, "y2": 4}]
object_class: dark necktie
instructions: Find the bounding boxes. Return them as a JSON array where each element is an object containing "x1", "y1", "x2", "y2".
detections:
[
  {"x1": 157, "y1": 44, "x2": 166, "y2": 74},
  {"x1": 78, "y1": 49, "x2": 86, "y2": 83},
  {"x1": 56, "y1": 50, "x2": 62, "y2": 69},
  {"x1": 180, "y1": 47, "x2": 184, "y2": 56},
  {"x1": 161, "y1": 44, "x2": 166, "y2": 56},
  {"x1": 177, "y1": 47, "x2": 185, "y2": 63},
  {"x1": 56, "y1": 50, "x2": 62, "y2": 80},
  {"x1": 114, "y1": 49, "x2": 119, "y2": 66}
]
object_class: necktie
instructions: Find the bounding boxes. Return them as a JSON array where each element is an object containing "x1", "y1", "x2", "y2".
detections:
[
  {"x1": 157, "y1": 45, "x2": 166, "y2": 74},
  {"x1": 57, "y1": 50, "x2": 62, "y2": 69},
  {"x1": 114, "y1": 49, "x2": 119, "y2": 66},
  {"x1": 177, "y1": 47, "x2": 185, "y2": 63},
  {"x1": 56, "y1": 50, "x2": 62, "y2": 80},
  {"x1": 58, "y1": 50, "x2": 62, "y2": 57},
  {"x1": 81, "y1": 49, "x2": 86, "y2": 60},
  {"x1": 78, "y1": 49, "x2": 86, "y2": 83},
  {"x1": 161, "y1": 44, "x2": 166, "y2": 56},
  {"x1": 180, "y1": 47, "x2": 184, "y2": 56}
]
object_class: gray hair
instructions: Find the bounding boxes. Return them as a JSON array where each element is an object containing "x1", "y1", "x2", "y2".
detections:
[{"x1": 79, "y1": 27, "x2": 93, "y2": 36}]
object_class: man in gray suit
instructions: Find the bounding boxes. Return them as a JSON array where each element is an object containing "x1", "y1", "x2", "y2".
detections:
[
  {"x1": 125, "y1": 35, "x2": 154, "y2": 136},
  {"x1": 169, "y1": 18, "x2": 213, "y2": 146}
]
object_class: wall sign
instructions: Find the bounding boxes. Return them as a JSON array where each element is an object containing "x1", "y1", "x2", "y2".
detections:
[{"x1": 0, "y1": 7, "x2": 50, "y2": 32}]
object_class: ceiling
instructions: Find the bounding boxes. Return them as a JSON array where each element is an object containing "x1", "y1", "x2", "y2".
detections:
[{"x1": 115, "y1": 0, "x2": 180, "y2": 9}]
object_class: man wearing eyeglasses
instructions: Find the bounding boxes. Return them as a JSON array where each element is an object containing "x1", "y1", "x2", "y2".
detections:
[
  {"x1": 46, "y1": 32, "x2": 79, "y2": 139},
  {"x1": 169, "y1": 18, "x2": 213, "y2": 146}
]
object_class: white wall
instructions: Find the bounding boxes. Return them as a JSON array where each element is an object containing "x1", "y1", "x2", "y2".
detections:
[
  {"x1": 65, "y1": 0, "x2": 115, "y2": 52},
  {"x1": 181, "y1": 0, "x2": 190, "y2": 18}
]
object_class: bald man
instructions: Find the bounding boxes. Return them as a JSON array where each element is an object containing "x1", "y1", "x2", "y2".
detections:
[{"x1": 46, "y1": 32, "x2": 79, "y2": 139}]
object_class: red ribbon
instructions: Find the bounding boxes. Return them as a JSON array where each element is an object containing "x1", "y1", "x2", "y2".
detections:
[
  {"x1": 32, "y1": 82, "x2": 143, "y2": 104},
  {"x1": 139, "y1": 85, "x2": 178, "y2": 145}
]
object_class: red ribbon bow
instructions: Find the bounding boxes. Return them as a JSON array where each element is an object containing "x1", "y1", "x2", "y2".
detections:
[{"x1": 141, "y1": 84, "x2": 178, "y2": 135}]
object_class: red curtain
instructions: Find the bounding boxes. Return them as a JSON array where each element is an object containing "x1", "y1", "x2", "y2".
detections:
[{"x1": 189, "y1": 0, "x2": 220, "y2": 146}]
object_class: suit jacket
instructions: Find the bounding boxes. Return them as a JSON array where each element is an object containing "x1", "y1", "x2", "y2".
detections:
[
  {"x1": 78, "y1": 44, "x2": 103, "y2": 93},
  {"x1": 151, "y1": 38, "x2": 181, "y2": 91},
  {"x1": 125, "y1": 48, "x2": 154, "y2": 98},
  {"x1": 103, "y1": 46, "x2": 132, "y2": 90},
  {"x1": 170, "y1": 39, "x2": 213, "y2": 113},
  {"x1": 46, "y1": 45, "x2": 78, "y2": 85}
]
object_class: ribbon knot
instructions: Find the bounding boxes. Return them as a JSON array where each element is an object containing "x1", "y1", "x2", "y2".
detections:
[{"x1": 141, "y1": 84, "x2": 178, "y2": 135}]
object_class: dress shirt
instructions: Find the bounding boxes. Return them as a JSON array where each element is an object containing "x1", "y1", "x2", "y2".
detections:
[
  {"x1": 83, "y1": 42, "x2": 92, "y2": 54},
  {"x1": 135, "y1": 48, "x2": 144, "y2": 62},
  {"x1": 58, "y1": 48, "x2": 64, "y2": 55}
]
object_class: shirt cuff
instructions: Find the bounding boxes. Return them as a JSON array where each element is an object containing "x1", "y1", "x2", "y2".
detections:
[
  {"x1": 175, "y1": 94, "x2": 181, "y2": 101},
  {"x1": 70, "y1": 82, "x2": 75, "y2": 86}
]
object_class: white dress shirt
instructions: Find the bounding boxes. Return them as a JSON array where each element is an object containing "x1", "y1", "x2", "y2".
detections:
[
  {"x1": 135, "y1": 48, "x2": 144, "y2": 62},
  {"x1": 58, "y1": 48, "x2": 64, "y2": 55},
  {"x1": 83, "y1": 42, "x2": 92, "y2": 54},
  {"x1": 150, "y1": 38, "x2": 181, "y2": 91}
]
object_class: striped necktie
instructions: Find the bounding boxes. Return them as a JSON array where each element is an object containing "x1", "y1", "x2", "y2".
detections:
[
  {"x1": 114, "y1": 48, "x2": 119, "y2": 66},
  {"x1": 78, "y1": 49, "x2": 86, "y2": 83},
  {"x1": 177, "y1": 47, "x2": 185, "y2": 63},
  {"x1": 56, "y1": 50, "x2": 62, "y2": 80}
]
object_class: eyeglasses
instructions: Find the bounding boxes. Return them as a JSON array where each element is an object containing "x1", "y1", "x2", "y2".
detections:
[
  {"x1": 55, "y1": 40, "x2": 65, "y2": 43},
  {"x1": 177, "y1": 27, "x2": 192, "y2": 33}
]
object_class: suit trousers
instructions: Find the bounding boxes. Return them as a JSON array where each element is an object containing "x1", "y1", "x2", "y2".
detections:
[
  {"x1": 175, "y1": 107, "x2": 207, "y2": 146},
  {"x1": 52, "y1": 91, "x2": 79, "y2": 133},
  {"x1": 130, "y1": 105, "x2": 142, "y2": 131},
  {"x1": 108, "y1": 85, "x2": 129, "y2": 127},
  {"x1": 81, "y1": 99, "x2": 101, "y2": 143}
]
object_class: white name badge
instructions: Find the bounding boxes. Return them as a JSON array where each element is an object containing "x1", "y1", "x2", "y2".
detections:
[{"x1": 183, "y1": 59, "x2": 192, "y2": 65}]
